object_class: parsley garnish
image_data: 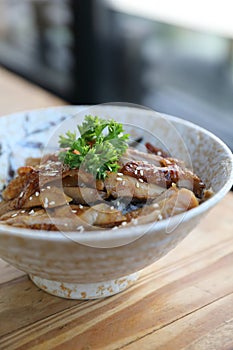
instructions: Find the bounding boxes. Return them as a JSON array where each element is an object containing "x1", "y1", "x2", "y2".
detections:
[{"x1": 59, "y1": 115, "x2": 129, "y2": 179}]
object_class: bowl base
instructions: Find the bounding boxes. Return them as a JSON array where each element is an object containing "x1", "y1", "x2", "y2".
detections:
[{"x1": 29, "y1": 272, "x2": 140, "y2": 299}]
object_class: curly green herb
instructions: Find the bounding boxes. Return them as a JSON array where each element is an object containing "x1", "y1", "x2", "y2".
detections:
[{"x1": 59, "y1": 115, "x2": 129, "y2": 179}]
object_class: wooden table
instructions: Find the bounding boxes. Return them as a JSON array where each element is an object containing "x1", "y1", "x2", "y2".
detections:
[
  {"x1": 0, "y1": 67, "x2": 233, "y2": 350},
  {"x1": 0, "y1": 67, "x2": 65, "y2": 115}
]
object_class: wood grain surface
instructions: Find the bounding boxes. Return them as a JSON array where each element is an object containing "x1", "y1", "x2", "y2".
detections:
[
  {"x1": 0, "y1": 193, "x2": 232, "y2": 350},
  {"x1": 0, "y1": 67, "x2": 65, "y2": 116},
  {"x1": 0, "y1": 67, "x2": 233, "y2": 350}
]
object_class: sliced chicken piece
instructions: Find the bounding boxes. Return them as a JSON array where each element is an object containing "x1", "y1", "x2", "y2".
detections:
[
  {"x1": 2, "y1": 166, "x2": 38, "y2": 201},
  {"x1": 120, "y1": 161, "x2": 168, "y2": 188},
  {"x1": 0, "y1": 171, "x2": 40, "y2": 215},
  {"x1": 125, "y1": 187, "x2": 199, "y2": 226},
  {"x1": 23, "y1": 195, "x2": 41, "y2": 208},
  {"x1": 104, "y1": 172, "x2": 165, "y2": 200},
  {"x1": 120, "y1": 147, "x2": 163, "y2": 167},
  {"x1": 39, "y1": 187, "x2": 72, "y2": 209},
  {"x1": 0, "y1": 208, "x2": 28, "y2": 221},
  {"x1": 145, "y1": 142, "x2": 169, "y2": 157},
  {"x1": 121, "y1": 147, "x2": 185, "y2": 168},
  {"x1": 78, "y1": 203, "x2": 127, "y2": 228},
  {"x1": 159, "y1": 187, "x2": 199, "y2": 218},
  {"x1": 0, "y1": 199, "x2": 20, "y2": 217},
  {"x1": 0, "y1": 208, "x2": 61, "y2": 231},
  {"x1": 62, "y1": 170, "x2": 104, "y2": 191},
  {"x1": 120, "y1": 161, "x2": 205, "y2": 198},
  {"x1": 64, "y1": 186, "x2": 106, "y2": 205}
]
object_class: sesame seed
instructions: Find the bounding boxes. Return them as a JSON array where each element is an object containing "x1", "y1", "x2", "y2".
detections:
[
  {"x1": 110, "y1": 206, "x2": 114, "y2": 210},
  {"x1": 19, "y1": 191, "x2": 24, "y2": 198},
  {"x1": 122, "y1": 181, "x2": 126, "y2": 185},
  {"x1": 112, "y1": 226, "x2": 118, "y2": 230},
  {"x1": 72, "y1": 210, "x2": 77, "y2": 213},
  {"x1": 29, "y1": 196, "x2": 33, "y2": 201},
  {"x1": 158, "y1": 214, "x2": 163, "y2": 221},
  {"x1": 35, "y1": 191, "x2": 39, "y2": 197},
  {"x1": 77, "y1": 225, "x2": 84, "y2": 232},
  {"x1": 134, "y1": 169, "x2": 138, "y2": 175},
  {"x1": 79, "y1": 204, "x2": 83, "y2": 209},
  {"x1": 64, "y1": 223, "x2": 68, "y2": 226},
  {"x1": 46, "y1": 186, "x2": 51, "y2": 189},
  {"x1": 116, "y1": 177, "x2": 123, "y2": 181},
  {"x1": 139, "y1": 178, "x2": 143, "y2": 183},
  {"x1": 157, "y1": 151, "x2": 162, "y2": 156},
  {"x1": 117, "y1": 172, "x2": 123, "y2": 176},
  {"x1": 132, "y1": 218, "x2": 138, "y2": 225},
  {"x1": 21, "y1": 210, "x2": 26, "y2": 213},
  {"x1": 44, "y1": 197, "x2": 49, "y2": 208},
  {"x1": 116, "y1": 201, "x2": 120, "y2": 206},
  {"x1": 136, "y1": 182, "x2": 140, "y2": 188},
  {"x1": 11, "y1": 213, "x2": 18, "y2": 217},
  {"x1": 49, "y1": 201, "x2": 55, "y2": 206},
  {"x1": 41, "y1": 188, "x2": 45, "y2": 192},
  {"x1": 153, "y1": 203, "x2": 159, "y2": 208},
  {"x1": 140, "y1": 169, "x2": 144, "y2": 176},
  {"x1": 122, "y1": 221, "x2": 127, "y2": 226},
  {"x1": 29, "y1": 209, "x2": 34, "y2": 215}
]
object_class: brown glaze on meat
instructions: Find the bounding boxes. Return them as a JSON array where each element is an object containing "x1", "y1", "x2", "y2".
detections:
[
  {"x1": 104, "y1": 172, "x2": 165, "y2": 200},
  {"x1": 120, "y1": 161, "x2": 205, "y2": 198},
  {"x1": 0, "y1": 143, "x2": 209, "y2": 231},
  {"x1": 145, "y1": 142, "x2": 169, "y2": 157},
  {"x1": 62, "y1": 169, "x2": 104, "y2": 191},
  {"x1": 120, "y1": 147, "x2": 164, "y2": 167},
  {"x1": 120, "y1": 147, "x2": 184, "y2": 168},
  {"x1": 64, "y1": 187, "x2": 107, "y2": 205}
]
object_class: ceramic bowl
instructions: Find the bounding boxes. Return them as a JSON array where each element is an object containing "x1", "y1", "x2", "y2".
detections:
[{"x1": 0, "y1": 105, "x2": 232, "y2": 299}]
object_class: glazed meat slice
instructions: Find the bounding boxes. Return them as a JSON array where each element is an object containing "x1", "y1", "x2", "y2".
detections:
[
  {"x1": 104, "y1": 172, "x2": 165, "y2": 200},
  {"x1": 120, "y1": 147, "x2": 184, "y2": 168},
  {"x1": 159, "y1": 187, "x2": 199, "y2": 218},
  {"x1": 0, "y1": 208, "x2": 59, "y2": 231},
  {"x1": 36, "y1": 160, "x2": 105, "y2": 190},
  {"x1": 0, "y1": 198, "x2": 20, "y2": 217},
  {"x1": 0, "y1": 167, "x2": 40, "y2": 215},
  {"x1": 63, "y1": 186, "x2": 107, "y2": 205},
  {"x1": 120, "y1": 147, "x2": 164, "y2": 167},
  {"x1": 2, "y1": 166, "x2": 39, "y2": 201},
  {"x1": 62, "y1": 169, "x2": 104, "y2": 191},
  {"x1": 78, "y1": 203, "x2": 127, "y2": 228},
  {"x1": 124, "y1": 186, "x2": 199, "y2": 226},
  {"x1": 145, "y1": 142, "x2": 169, "y2": 157},
  {"x1": 0, "y1": 203, "x2": 126, "y2": 230},
  {"x1": 0, "y1": 159, "x2": 105, "y2": 216},
  {"x1": 53, "y1": 203, "x2": 126, "y2": 229},
  {"x1": 120, "y1": 161, "x2": 205, "y2": 198}
]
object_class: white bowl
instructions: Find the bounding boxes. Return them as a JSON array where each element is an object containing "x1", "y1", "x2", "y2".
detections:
[{"x1": 0, "y1": 105, "x2": 232, "y2": 299}]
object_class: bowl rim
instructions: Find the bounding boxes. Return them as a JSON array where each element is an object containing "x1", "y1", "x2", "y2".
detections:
[{"x1": 0, "y1": 104, "x2": 232, "y2": 243}]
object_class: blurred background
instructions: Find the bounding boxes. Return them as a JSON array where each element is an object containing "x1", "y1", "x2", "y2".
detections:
[{"x1": 0, "y1": 0, "x2": 232, "y2": 150}]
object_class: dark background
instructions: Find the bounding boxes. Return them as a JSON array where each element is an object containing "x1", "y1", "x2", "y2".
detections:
[{"x1": 0, "y1": 0, "x2": 232, "y2": 150}]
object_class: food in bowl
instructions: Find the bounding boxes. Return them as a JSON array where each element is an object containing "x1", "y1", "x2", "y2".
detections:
[
  {"x1": 0, "y1": 115, "x2": 212, "y2": 231},
  {"x1": 0, "y1": 105, "x2": 232, "y2": 299}
]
